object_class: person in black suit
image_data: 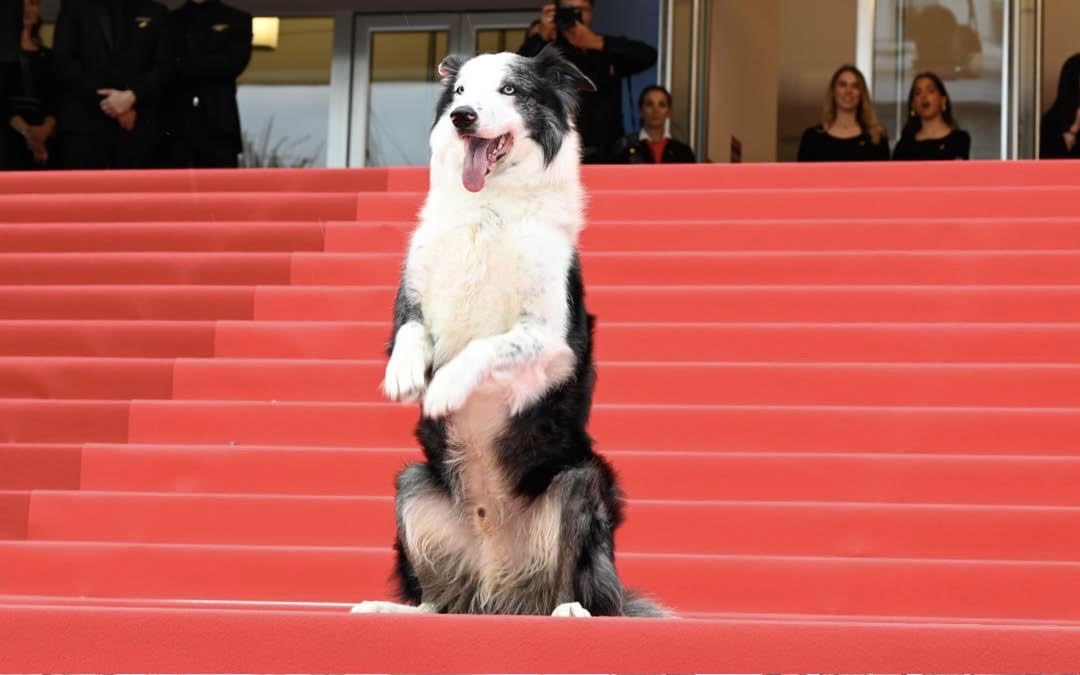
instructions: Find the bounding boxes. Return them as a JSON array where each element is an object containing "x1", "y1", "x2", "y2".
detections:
[
  {"x1": 52, "y1": 0, "x2": 172, "y2": 169},
  {"x1": 1, "y1": 0, "x2": 59, "y2": 170},
  {"x1": 517, "y1": 1, "x2": 657, "y2": 164},
  {"x1": 166, "y1": 0, "x2": 252, "y2": 168}
]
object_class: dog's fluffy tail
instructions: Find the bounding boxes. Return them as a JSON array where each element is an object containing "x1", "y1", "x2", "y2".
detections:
[{"x1": 623, "y1": 589, "x2": 677, "y2": 618}]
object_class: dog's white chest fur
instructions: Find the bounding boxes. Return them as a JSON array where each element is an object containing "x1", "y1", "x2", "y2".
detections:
[
  {"x1": 409, "y1": 199, "x2": 574, "y2": 369},
  {"x1": 415, "y1": 210, "x2": 524, "y2": 367}
]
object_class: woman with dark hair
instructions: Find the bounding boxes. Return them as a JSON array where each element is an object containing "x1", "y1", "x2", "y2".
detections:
[
  {"x1": 797, "y1": 64, "x2": 889, "y2": 162},
  {"x1": 1040, "y1": 53, "x2": 1080, "y2": 159},
  {"x1": 611, "y1": 85, "x2": 696, "y2": 164},
  {"x1": 892, "y1": 71, "x2": 971, "y2": 160},
  {"x1": 0, "y1": 0, "x2": 57, "y2": 169}
]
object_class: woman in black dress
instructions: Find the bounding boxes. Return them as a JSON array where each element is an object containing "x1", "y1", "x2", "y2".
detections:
[
  {"x1": 1039, "y1": 53, "x2": 1080, "y2": 160},
  {"x1": 797, "y1": 64, "x2": 889, "y2": 162},
  {"x1": 1, "y1": 0, "x2": 57, "y2": 170},
  {"x1": 893, "y1": 72, "x2": 971, "y2": 160}
]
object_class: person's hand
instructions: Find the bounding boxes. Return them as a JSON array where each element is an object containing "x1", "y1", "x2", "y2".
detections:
[
  {"x1": 117, "y1": 109, "x2": 138, "y2": 132},
  {"x1": 25, "y1": 124, "x2": 50, "y2": 149},
  {"x1": 561, "y1": 20, "x2": 603, "y2": 51},
  {"x1": 25, "y1": 136, "x2": 48, "y2": 164},
  {"x1": 538, "y1": 4, "x2": 557, "y2": 41},
  {"x1": 98, "y1": 89, "x2": 136, "y2": 118}
]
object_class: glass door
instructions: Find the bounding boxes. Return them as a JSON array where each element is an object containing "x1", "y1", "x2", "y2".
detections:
[
  {"x1": 867, "y1": 0, "x2": 1009, "y2": 159},
  {"x1": 348, "y1": 12, "x2": 536, "y2": 168},
  {"x1": 349, "y1": 14, "x2": 461, "y2": 167}
]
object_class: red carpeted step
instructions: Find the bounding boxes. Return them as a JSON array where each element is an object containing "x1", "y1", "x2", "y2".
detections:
[
  {"x1": 0, "y1": 492, "x2": 29, "y2": 539},
  {"x1": 0, "y1": 445, "x2": 82, "y2": 490},
  {"x1": 0, "y1": 287, "x2": 254, "y2": 321},
  {"x1": 77, "y1": 444, "x2": 1080, "y2": 505},
  {"x1": 0, "y1": 193, "x2": 358, "y2": 223},
  {"x1": 0, "y1": 167, "x2": 393, "y2": 195},
  {"x1": 0, "y1": 358, "x2": 173, "y2": 400},
  {"x1": 211, "y1": 321, "x2": 1080, "y2": 363},
  {"x1": 80, "y1": 444, "x2": 414, "y2": 496},
  {"x1": 126, "y1": 400, "x2": 1080, "y2": 454},
  {"x1": 24, "y1": 490, "x2": 1080, "y2": 562},
  {"x1": 591, "y1": 322, "x2": 1080, "y2": 363},
  {"x1": 5, "y1": 540, "x2": 1080, "y2": 620},
  {"x1": 0, "y1": 401, "x2": 128, "y2": 443},
  {"x1": 5, "y1": 607, "x2": 1080, "y2": 675},
  {"x1": 253, "y1": 285, "x2": 1080, "y2": 322},
  {"x1": 0, "y1": 222, "x2": 327, "y2": 253},
  {"x1": 213, "y1": 321, "x2": 388, "y2": 360},
  {"x1": 583, "y1": 186, "x2": 1080, "y2": 221},
  {"x1": 0, "y1": 253, "x2": 294, "y2": 285},
  {"x1": 577, "y1": 160, "x2": 1080, "y2": 190},
  {"x1": 576, "y1": 218, "x2": 1080, "y2": 252},
  {"x1": 170, "y1": 359, "x2": 1080, "y2": 407},
  {"x1": 292, "y1": 251, "x2": 1080, "y2": 286},
  {"x1": 0, "y1": 321, "x2": 216, "y2": 359}
]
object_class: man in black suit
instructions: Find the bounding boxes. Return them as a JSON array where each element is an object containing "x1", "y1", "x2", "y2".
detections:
[
  {"x1": 52, "y1": 0, "x2": 172, "y2": 169},
  {"x1": 167, "y1": 0, "x2": 252, "y2": 168}
]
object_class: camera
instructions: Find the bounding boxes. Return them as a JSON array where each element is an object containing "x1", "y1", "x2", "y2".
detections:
[{"x1": 554, "y1": 5, "x2": 583, "y2": 31}]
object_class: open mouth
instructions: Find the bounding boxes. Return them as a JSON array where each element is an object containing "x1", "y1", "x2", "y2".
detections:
[{"x1": 461, "y1": 133, "x2": 513, "y2": 193}]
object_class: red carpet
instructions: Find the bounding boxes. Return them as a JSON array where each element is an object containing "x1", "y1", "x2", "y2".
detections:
[{"x1": 2, "y1": 161, "x2": 1080, "y2": 672}]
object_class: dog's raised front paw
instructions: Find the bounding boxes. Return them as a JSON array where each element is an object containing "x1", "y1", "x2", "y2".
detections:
[
  {"x1": 383, "y1": 324, "x2": 432, "y2": 402},
  {"x1": 422, "y1": 363, "x2": 476, "y2": 419},
  {"x1": 551, "y1": 602, "x2": 592, "y2": 618}
]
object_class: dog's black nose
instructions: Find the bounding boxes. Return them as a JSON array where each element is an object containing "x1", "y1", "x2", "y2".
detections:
[{"x1": 450, "y1": 106, "x2": 478, "y2": 130}]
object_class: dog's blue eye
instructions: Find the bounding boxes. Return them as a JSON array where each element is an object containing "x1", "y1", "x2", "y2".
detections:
[
  {"x1": 501, "y1": 85, "x2": 515, "y2": 95},
  {"x1": 455, "y1": 85, "x2": 464, "y2": 95}
]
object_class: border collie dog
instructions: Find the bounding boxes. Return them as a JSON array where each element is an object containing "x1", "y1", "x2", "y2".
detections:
[{"x1": 351, "y1": 45, "x2": 666, "y2": 618}]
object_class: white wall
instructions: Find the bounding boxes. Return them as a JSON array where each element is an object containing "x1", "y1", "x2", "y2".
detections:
[
  {"x1": 776, "y1": 0, "x2": 858, "y2": 161},
  {"x1": 1041, "y1": 0, "x2": 1080, "y2": 114},
  {"x1": 707, "y1": 0, "x2": 858, "y2": 163},
  {"x1": 707, "y1": 0, "x2": 781, "y2": 163}
]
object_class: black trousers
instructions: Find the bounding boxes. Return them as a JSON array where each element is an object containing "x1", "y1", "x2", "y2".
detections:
[
  {"x1": 166, "y1": 108, "x2": 241, "y2": 169},
  {"x1": 58, "y1": 125, "x2": 161, "y2": 170},
  {"x1": 0, "y1": 127, "x2": 54, "y2": 171}
]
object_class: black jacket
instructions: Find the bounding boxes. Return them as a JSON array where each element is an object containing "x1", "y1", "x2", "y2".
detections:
[
  {"x1": 1040, "y1": 109, "x2": 1080, "y2": 159},
  {"x1": 169, "y1": 0, "x2": 252, "y2": 149},
  {"x1": 518, "y1": 32, "x2": 656, "y2": 162},
  {"x1": 892, "y1": 129, "x2": 971, "y2": 160},
  {"x1": 797, "y1": 125, "x2": 890, "y2": 162},
  {"x1": 52, "y1": 0, "x2": 172, "y2": 134},
  {"x1": 611, "y1": 132, "x2": 696, "y2": 164}
]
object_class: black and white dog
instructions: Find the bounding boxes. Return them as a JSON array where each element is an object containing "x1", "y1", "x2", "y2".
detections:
[{"x1": 351, "y1": 46, "x2": 666, "y2": 618}]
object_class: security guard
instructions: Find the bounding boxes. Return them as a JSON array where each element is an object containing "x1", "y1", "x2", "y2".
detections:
[
  {"x1": 167, "y1": 0, "x2": 252, "y2": 168},
  {"x1": 52, "y1": 0, "x2": 172, "y2": 169}
]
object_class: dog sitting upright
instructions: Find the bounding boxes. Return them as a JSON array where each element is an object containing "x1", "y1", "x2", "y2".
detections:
[{"x1": 351, "y1": 45, "x2": 666, "y2": 618}]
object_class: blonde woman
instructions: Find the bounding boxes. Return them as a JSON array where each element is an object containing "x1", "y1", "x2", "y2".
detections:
[{"x1": 797, "y1": 65, "x2": 889, "y2": 162}]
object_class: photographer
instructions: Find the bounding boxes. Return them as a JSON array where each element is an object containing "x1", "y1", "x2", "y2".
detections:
[{"x1": 518, "y1": 1, "x2": 657, "y2": 163}]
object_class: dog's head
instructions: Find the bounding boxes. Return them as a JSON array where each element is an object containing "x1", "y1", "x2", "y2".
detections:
[{"x1": 431, "y1": 45, "x2": 596, "y2": 193}]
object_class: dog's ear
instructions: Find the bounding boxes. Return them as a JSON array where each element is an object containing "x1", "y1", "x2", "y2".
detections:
[
  {"x1": 437, "y1": 55, "x2": 464, "y2": 84},
  {"x1": 533, "y1": 44, "x2": 597, "y2": 93}
]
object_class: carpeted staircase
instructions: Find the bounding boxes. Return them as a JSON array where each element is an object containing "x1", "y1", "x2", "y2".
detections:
[{"x1": 2, "y1": 161, "x2": 1080, "y2": 672}]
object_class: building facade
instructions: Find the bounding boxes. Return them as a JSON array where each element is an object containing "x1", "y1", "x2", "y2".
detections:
[{"x1": 39, "y1": 0, "x2": 1079, "y2": 167}]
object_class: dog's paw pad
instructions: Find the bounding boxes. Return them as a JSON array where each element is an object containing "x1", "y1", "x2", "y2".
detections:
[{"x1": 551, "y1": 602, "x2": 592, "y2": 618}]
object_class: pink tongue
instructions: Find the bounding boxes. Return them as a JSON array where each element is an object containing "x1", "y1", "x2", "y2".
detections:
[{"x1": 462, "y1": 137, "x2": 495, "y2": 193}]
